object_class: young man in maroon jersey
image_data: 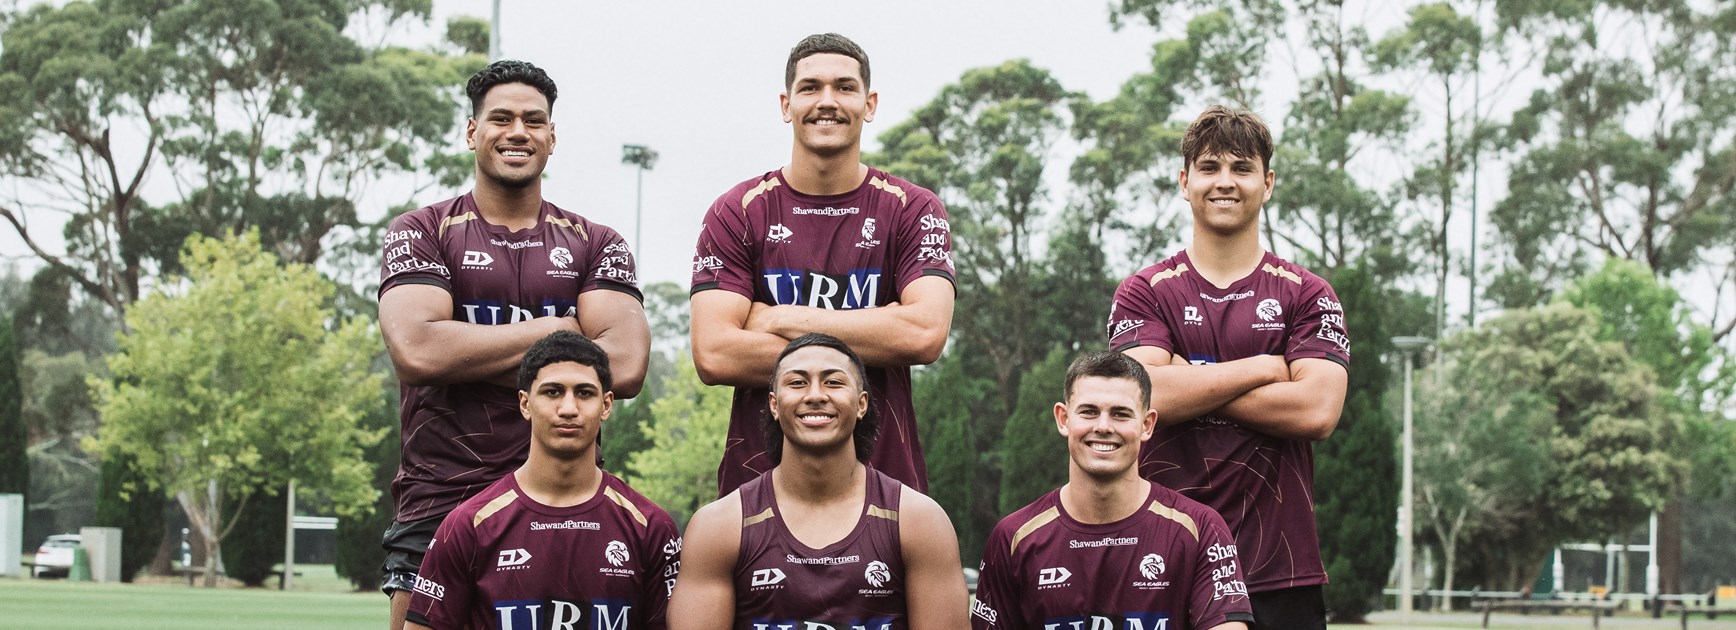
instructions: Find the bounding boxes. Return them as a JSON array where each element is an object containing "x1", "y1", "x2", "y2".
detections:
[
  {"x1": 379, "y1": 59, "x2": 652, "y2": 630},
  {"x1": 1106, "y1": 106, "x2": 1349, "y2": 630},
  {"x1": 668, "y1": 333, "x2": 968, "y2": 630},
  {"x1": 973, "y1": 351, "x2": 1252, "y2": 630},
  {"x1": 406, "y1": 332, "x2": 678, "y2": 630},
  {"x1": 689, "y1": 33, "x2": 956, "y2": 497}
]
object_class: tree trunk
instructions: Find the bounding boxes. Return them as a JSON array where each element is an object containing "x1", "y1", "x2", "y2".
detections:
[{"x1": 1660, "y1": 496, "x2": 1682, "y2": 594}]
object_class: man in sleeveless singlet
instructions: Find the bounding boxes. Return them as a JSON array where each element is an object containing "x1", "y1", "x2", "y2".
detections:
[
  {"x1": 668, "y1": 334, "x2": 967, "y2": 630},
  {"x1": 378, "y1": 60, "x2": 652, "y2": 630},
  {"x1": 406, "y1": 332, "x2": 677, "y2": 630},
  {"x1": 1106, "y1": 106, "x2": 1350, "y2": 629},
  {"x1": 973, "y1": 351, "x2": 1253, "y2": 630},
  {"x1": 689, "y1": 33, "x2": 956, "y2": 497}
]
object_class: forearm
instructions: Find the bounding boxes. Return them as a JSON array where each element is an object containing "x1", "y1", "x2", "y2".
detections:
[
  {"x1": 1214, "y1": 380, "x2": 1341, "y2": 441},
  {"x1": 1144, "y1": 357, "x2": 1284, "y2": 426},
  {"x1": 386, "y1": 316, "x2": 574, "y2": 387},
  {"x1": 749, "y1": 302, "x2": 947, "y2": 367},
  {"x1": 691, "y1": 326, "x2": 788, "y2": 388}
]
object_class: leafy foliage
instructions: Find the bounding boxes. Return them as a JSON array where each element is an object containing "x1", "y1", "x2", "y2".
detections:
[
  {"x1": 94, "y1": 448, "x2": 167, "y2": 582},
  {"x1": 624, "y1": 355, "x2": 729, "y2": 528}
]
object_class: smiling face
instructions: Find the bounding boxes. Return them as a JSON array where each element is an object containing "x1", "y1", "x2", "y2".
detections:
[
  {"x1": 781, "y1": 53, "x2": 877, "y2": 160},
  {"x1": 768, "y1": 345, "x2": 869, "y2": 459},
  {"x1": 519, "y1": 361, "x2": 611, "y2": 461},
  {"x1": 1055, "y1": 376, "x2": 1156, "y2": 482},
  {"x1": 1180, "y1": 150, "x2": 1274, "y2": 237},
  {"x1": 467, "y1": 82, "x2": 555, "y2": 189}
]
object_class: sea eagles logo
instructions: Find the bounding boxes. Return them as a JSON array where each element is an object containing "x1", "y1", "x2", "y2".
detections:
[
  {"x1": 549, "y1": 246, "x2": 573, "y2": 269},
  {"x1": 864, "y1": 561, "x2": 891, "y2": 587},
  {"x1": 768, "y1": 224, "x2": 794, "y2": 244},
  {"x1": 605, "y1": 540, "x2": 629, "y2": 567},
  {"x1": 861, "y1": 218, "x2": 876, "y2": 241},
  {"x1": 1256, "y1": 298, "x2": 1282, "y2": 322},
  {"x1": 1140, "y1": 554, "x2": 1166, "y2": 580}
]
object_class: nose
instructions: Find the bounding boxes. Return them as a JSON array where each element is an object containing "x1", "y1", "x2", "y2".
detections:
[
  {"x1": 557, "y1": 392, "x2": 581, "y2": 416},
  {"x1": 815, "y1": 86, "x2": 840, "y2": 109}
]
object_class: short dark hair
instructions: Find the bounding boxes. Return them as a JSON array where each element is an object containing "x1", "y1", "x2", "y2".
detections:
[
  {"x1": 764, "y1": 333, "x2": 878, "y2": 465},
  {"x1": 785, "y1": 33, "x2": 871, "y2": 90},
  {"x1": 518, "y1": 331, "x2": 612, "y2": 393},
  {"x1": 1181, "y1": 105, "x2": 1274, "y2": 172},
  {"x1": 467, "y1": 59, "x2": 558, "y2": 117},
  {"x1": 1063, "y1": 351, "x2": 1152, "y2": 409}
]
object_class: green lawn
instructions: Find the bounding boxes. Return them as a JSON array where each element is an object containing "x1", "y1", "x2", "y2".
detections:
[{"x1": 0, "y1": 570, "x2": 383, "y2": 630}]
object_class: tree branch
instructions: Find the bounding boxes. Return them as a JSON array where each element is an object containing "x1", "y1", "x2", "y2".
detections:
[{"x1": 0, "y1": 205, "x2": 117, "y2": 311}]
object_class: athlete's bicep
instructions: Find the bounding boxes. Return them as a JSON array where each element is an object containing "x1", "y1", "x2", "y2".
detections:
[
  {"x1": 900, "y1": 489, "x2": 969, "y2": 630},
  {"x1": 379, "y1": 283, "x2": 456, "y2": 383},
  {"x1": 577, "y1": 288, "x2": 650, "y2": 397},
  {"x1": 668, "y1": 497, "x2": 740, "y2": 630}
]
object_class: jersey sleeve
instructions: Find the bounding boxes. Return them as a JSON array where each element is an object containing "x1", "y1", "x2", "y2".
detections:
[
  {"x1": 971, "y1": 525, "x2": 1022, "y2": 630},
  {"x1": 1285, "y1": 278, "x2": 1350, "y2": 366},
  {"x1": 638, "y1": 511, "x2": 681, "y2": 630},
  {"x1": 1107, "y1": 271, "x2": 1177, "y2": 354},
  {"x1": 581, "y1": 225, "x2": 644, "y2": 301},
  {"x1": 405, "y1": 511, "x2": 478, "y2": 630},
  {"x1": 894, "y1": 192, "x2": 956, "y2": 291},
  {"x1": 379, "y1": 210, "x2": 453, "y2": 296},
  {"x1": 690, "y1": 190, "x2": 759, "y2": 298},
  {"x1": 1188, "y1": 510, "x2": 1254, "y2": 629}
]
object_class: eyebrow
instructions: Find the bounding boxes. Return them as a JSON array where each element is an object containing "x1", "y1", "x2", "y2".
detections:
[{"x1": 485, "y1": 107, "x2": 549, "y2": 117}]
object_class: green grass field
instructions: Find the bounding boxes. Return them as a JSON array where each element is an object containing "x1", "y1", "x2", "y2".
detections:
[{"x1": 0, "y1": 566, "x2": 382, "y2": 630}]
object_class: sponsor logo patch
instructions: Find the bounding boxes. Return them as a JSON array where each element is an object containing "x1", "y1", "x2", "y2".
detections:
[
  {"x1": 768, "y1": 224, "x2": 794, "y2": 244},
  {"x1": 549, "y1": 246, "x2": 573, "y2": 269},
  {"x1": 496, "y1": 548, "x2": 531, "y2": 570},
  {"x1": 1037, "y1": 566, "x2": 1072, "y2": 588},
  {"x1": 462, "y1": 250, "x2": 494, "y2": 268},
  {"x1": 750, "y1": 567, "x2": 786, "y2": 588}
]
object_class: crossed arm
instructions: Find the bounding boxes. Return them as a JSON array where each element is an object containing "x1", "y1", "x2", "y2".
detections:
[
  {"x1": 689, "y1": 276, "x2": 954, "y2": 388},
  {"x1": 1123, "y1": 345, "x2": 1347, "y2": 441},
  {"x1": 379, "y1": 284, "x2": 650, "y2": 396}
]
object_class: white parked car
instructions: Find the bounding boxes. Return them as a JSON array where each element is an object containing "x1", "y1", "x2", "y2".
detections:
[{"x1": 32, "y1": 534, "x2": 80, "y2": 578}]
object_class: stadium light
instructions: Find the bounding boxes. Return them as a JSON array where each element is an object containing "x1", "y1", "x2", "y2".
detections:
[
  {"x1": 621, "y1": 144, "x2": 659, "y2": 257},
  {"x1": 1392, "y1": 335, "x2": 1431, "y2": 622}
]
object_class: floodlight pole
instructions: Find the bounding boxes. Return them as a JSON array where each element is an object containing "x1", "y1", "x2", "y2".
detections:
[
  {"x1": 281, "y1": 478, "x2": 295, "y2": 590},
  {"x1": 489, "y1": 0, "x2": 501, "y2": 60},
  {"x1": 1392, "y1": 335, "x2": 1431, "y2": 622},
  {"x1": 621, "y1": 144, "x2": 659, "y2": 256}
]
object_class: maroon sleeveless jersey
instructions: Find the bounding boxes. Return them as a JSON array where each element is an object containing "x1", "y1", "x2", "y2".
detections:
[
  {"x1": 379, "y1": 193, "x2": 640, "y2": 522},
  {"x1": 1106, "y1": 249, "x2": 1349, "y2": 593},
  {"x1": 406, "y1": 471, "x2": 680, "y2": 630},
  {"x1": 973, "y1": 482, "x2": 1254, "y2": 630},
  {"x1": 731, "y1": 468, "x2": 908, "y2": 630},
  {"x1": 692, "y1": 168, "x2": 955, "y2": 497}
]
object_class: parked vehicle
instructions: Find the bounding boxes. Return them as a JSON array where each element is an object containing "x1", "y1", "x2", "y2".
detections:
[{"x1": 32, "y1": 534, "x2": 80, "y2": 578}]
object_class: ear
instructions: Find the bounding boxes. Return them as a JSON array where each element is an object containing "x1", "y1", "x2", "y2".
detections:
[
  {"x1": 1139, "y1": 407, "x2": 1157, "y2": 442},
  {"x1": 864, "y1": 90, "x2": 878, "y2": 123},
  {"x1": 599, "y1": 390, "x2": 613, "y2": 421},
  {"x1": 1261, "y1": 168, "x2": 1275, "y2": 203},
  {"x1": 857, "y1": 389, "x2": 869, "y2": 419},
  {"x1": 1053, "y1": 402, "x2": 1069, "y2": 437},
  {"x1": 548, "y1": 121, "x2": 556, "y2": 157},
  {"x1": 466, "y1": 117, "x2": 479, "y2": 151},
  {"x1": 518, "y1": 390, "x2": 532, "y2": 421},
  {"x1": 780, "y1": 91, "x2": 793, "y2": 123},
  {"x1": 1177, "y1": 167, "x2": 1189, "y2": 198}
]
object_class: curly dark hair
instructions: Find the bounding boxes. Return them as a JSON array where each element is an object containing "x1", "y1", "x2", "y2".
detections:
[
  {"x1": 763, "y1": 333, "x2": 878, "y2": 465},
  {"x1": 517, "y1": 331, "x2": 611, "y2": 394},
  {"x1": 785, "y1": 33, "x2": 870, "y2": 90},
  {"x1": 466, "y1": 59, "x2": 558, "y2": 117}
]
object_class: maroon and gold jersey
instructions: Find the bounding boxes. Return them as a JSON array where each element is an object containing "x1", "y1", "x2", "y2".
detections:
[
  {"x1": 731, "y1": 468, "x2": 908, "y2": 630},
  {"x1": 1106, "y1": 250, "x2": 1349, "y2": 593},
  {"x1": 379, "y1": 193, "x2": 640, "y2": 522},
  {"x1": 405, "y1": 471, "x2": 680, "y2": 630},
  {"x1": 973, "y1": 483, "x2": 1254, "y2": 630},
  {"x1": 691, "y1": 168, "x2": 955, "y2": 497}
]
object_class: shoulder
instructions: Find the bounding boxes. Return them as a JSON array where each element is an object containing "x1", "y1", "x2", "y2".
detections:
[
  {"x1": 599, "y1": 473, "x2": 676, "y2": 533},
  {"x1": 539, "y1": 201, "x2": 627, "y2": 244},
  {"x1": 712, "y1": 170, "x2": 784, "y2": 215},
  {"x1": 388, "y1": 195, "x2": 467, "y2": 230},
  {"x1": 1144, "y1": 482, "x2": 1228, "y2": 540},
  {"x1": 1258, "y1": 252, "x2": 1332, "y2": 295},
  {"x1": 1115, "y1": 251, "x2": 1191, "y2": 299},
  {"x1": 867, "y1": 169, "x2": 941, "y2": 211},
  {"x1": 447, "y1": 474, "x2": 523, "y2": 532},
  {"x1": 986, "y1": 490, "x2": 1062, "y2": 552}
]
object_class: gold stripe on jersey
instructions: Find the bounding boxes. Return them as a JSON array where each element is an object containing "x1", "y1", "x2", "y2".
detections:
[
  {"x1": 1009, "y1": 506, "x2": 1060, "y2": 554},
  {"x1": 741, "y1": 178, "x2": 782, "y2": 209},
  {"x1": 867, "y1": 505, "x2": 899, "y2": 522},
  {"x1": 438, "y1": 212, "x2": 478, "y2": 239},
  {"x1": 1261, "y1": 262, "x2": 1302, "y2": 285},
  {"x1": 868, "y1": 176, "x2": 908, "y2": 207},
  {"x1": 473, "y1": 489, "x2": 518, "y2": 527},
  {"x1": 604, "y1": 486, "x2": 648, "y2": 528},
  {"x1": 743, "y1": 507, "x2": 776, "y2": 528},
  {"x1": 1148, "y1": 263, "x2": 1190, "y2": 286},
  {"x1": 1147, "y1": 499, "x2": 1200, "y2": 542},
  {"x1": 544, "y1": 214, "x2": 591, "y2": 240}
]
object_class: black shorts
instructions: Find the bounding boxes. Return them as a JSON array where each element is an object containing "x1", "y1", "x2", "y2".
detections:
[
  {"x1": 379, "y1": 515, "x2": 443, "y2": 596},
  {"x1": 1250, "y1": 585, "x2": 1326, "y2": 630}
]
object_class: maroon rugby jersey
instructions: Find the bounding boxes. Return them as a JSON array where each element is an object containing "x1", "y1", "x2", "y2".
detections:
[
  {"x1": 1105, "y1": 250, "x2": 1349, "y2": 594},
  {"x1": 691, "y1": 168, "x2": 955, "y2": 497},
  {"x1": 731, "y1": 469, "x2": 908, "y2": 630},
  {"x1": 405, "y1": 471, "x2": 679, "y2": 630},
  {"x1": 973, "y1": 483, "x2": 1254, "y2": 630},
  {"x1": 380, "y1": 193, "x2": 641, "y2": 522}
]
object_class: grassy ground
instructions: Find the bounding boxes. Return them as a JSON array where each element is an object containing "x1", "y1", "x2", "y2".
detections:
[{"x1": 8, "y1": 573, "x2": 1736, "y2": 629}]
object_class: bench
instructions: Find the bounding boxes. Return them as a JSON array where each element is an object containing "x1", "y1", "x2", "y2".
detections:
[
  {"x1": 1477, "y1": 596, "x2": 1620, "y2": 628},
  {"x1": 1660, "y1": 590, "x2": 1736, "y2": 630}
]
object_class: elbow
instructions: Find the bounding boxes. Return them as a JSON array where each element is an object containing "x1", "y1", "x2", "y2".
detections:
[
  {"x1": 691, "y1": 346, "x2": 734, "y2": 387},
  {"x1": 903, "y1": 328, "x2": 948, "y2": 366},
  {"x1": 1301, "y1": 409, "x2": 1341, "y2": 441},
  {"x1": 612, "y1": 370, "x2": 645, "y2": 400},
  {"x1": 389, "y1": 352, "x2": 443, "y2": 387}
]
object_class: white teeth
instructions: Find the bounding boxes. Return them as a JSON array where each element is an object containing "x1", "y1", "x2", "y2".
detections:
[
  {"x1": 504, "y1": 150, "x2": 529, "y2": 157},
  {"x1": 1088, "y1": 443, "x2": 1118, "y2": 452}
]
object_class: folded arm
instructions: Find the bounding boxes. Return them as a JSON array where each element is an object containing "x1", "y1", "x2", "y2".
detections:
[
  {"x1": 380, "y1": 283, "x2": 578, "y2": 388},
  {"x1": 576, "y1": 289, "x2": 650, "y2": 398},
  {"x1": 744, "y1": 275, "x2": 954, "y2": 367},
  {"x1": 1212, "y1": 357, "x2": 1347, "y2": 441},
  {"x1": 1124, "y1": 345, "x2": 1288, "y2": 428}
]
